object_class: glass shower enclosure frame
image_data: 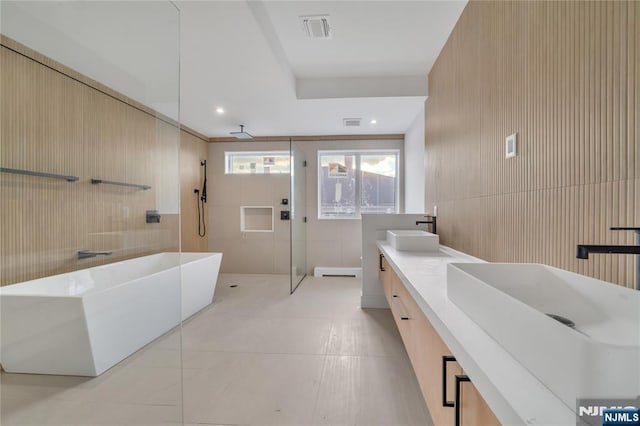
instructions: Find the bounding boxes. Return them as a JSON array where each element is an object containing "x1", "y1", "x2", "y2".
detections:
[
  {"x1": 290, "y1": 139, "x2": 307, "y2": 293},
  {"x1": 0, "y1": 2, "x2": 183, "y2": 425}
]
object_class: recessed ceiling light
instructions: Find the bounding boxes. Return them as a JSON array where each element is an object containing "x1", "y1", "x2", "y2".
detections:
[
  {"x1": 370, "y1": 119, "x2": 377, "y2": 124},
  {"x1": 216, "y1": 107, "x2": 225, "y2": 114}
]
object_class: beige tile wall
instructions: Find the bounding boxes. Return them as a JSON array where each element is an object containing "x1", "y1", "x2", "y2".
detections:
[
  {"x1": 207, "y1": 142, "x2": 291, "y2": 274},
  {"x1": 208, "y1": 139, "x2": 404, "y2": 274}
]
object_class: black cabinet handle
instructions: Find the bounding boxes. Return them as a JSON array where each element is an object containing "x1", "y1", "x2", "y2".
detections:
[
  {"x1": 379, "y1": 253, "x2": 386, "y2": 272},
  {"x1": 442, "y1": 355, "x2": 457, "y2": 407},
  {"x1": 455, "y1": 374, "x2": 471, "y2": 426},
  {"x1": 391, "y1": 295, "x2": 409, "y2": 320}
]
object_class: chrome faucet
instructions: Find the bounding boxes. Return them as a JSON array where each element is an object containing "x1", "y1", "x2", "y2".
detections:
[
  {"x1": 576, "y1": 227, "x2": 640, "y2": 290},
  {"x1": 78, "y1": 250, "x2": 113, "y2": 260}
]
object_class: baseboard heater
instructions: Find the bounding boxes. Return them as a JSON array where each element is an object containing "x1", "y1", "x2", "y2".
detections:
[{"x1": 313, "y1": 267, "x2": 362, "y2": 278}]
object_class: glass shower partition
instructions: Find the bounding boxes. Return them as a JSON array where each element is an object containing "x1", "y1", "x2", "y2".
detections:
[
  {"x1": 0, "y1": 2, "x2": 183, "y2": 425},
  {"x1": 290, "y1": 140, "x2": 307, "y2": 293}
]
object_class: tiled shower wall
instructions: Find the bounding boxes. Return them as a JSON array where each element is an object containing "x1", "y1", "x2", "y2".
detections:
[
  {"x1": 207, "y1": 141, "x2": 292, "y2": 274},
  {"x1": 207, "y1": 138, "x2": 404, "y2": 274},
  {"x1": 425, "y1": 1, "x2": 638, "y2": 287}
]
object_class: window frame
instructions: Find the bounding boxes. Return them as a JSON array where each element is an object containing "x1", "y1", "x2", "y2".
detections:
[
  {"x1": 224, "y1": 150, "x2": 291, "y2": 175},
  {"x1": 317, "y1": 149, "x2": 401, "y2": 220}
]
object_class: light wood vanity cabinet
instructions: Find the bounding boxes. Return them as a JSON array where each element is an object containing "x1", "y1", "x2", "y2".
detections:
[
  {"x1": 378, "y1": 253, "x2": 392, "y2": 301},
  {"x1": 378, "y1": 251, "x2": 500, "y2": 426},
  {"x1": 459, "y1": 379, "x2": 501, "y2": 426}
]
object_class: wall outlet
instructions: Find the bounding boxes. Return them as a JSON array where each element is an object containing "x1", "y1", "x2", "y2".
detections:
[{"x1": 506, "y1": 133, "x2": 517, "y2": 158}]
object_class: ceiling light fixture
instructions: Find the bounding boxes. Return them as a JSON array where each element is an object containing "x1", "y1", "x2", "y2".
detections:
[
  {"x1": 230, "y1": 124, "x2": 253, "y2": 139},
  {"x1": 216, "y1": 107, "x2": 225, "y2": 114},
  {"x1": 370, "y1": 119, "x2": 377, "y2": 124}
]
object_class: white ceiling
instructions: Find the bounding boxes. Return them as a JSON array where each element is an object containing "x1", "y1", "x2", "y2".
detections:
[
  {"x1": 1, "y1": 1, "x2": 467, "y2": 138},
  {"x1": 262, "y1": 1, "x2": 466, "y2": 79}
]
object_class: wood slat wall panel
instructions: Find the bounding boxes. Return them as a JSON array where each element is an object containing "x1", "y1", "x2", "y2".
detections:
[
  {"x1": 425, "y1": 0, "x2": 638, "y2": 288},
  {"x1": 0, "y1": 43, "x2": 206, "y2": 286},
  {"x1": 180, "y1": 131, "x2": 209, "y2": 252},
  {"x1": 0, "y1": 35, "x2": 208, "y2": 142}
]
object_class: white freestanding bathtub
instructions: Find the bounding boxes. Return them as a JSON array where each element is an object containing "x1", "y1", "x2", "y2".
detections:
[{"x1": 0, "y1": 252, "x2": 222, "y2": 376}]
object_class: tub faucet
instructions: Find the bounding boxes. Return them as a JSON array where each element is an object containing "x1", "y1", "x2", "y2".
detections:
[
  {"x1": 78, "y1": 250, "x2": 113, "y2": 260},
  {"x1": 576, "y1": 227, "x2": 640, "y2": 290},
  {"x1": 416, "y1": 215, "x2": 437, "y2": 234}
]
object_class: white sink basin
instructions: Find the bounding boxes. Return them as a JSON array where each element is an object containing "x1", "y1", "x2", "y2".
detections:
[
  {"x1": 447, "y1": 263, "x2": 640, "y2": 408},
  {"x1": 386, "y1": 230, "x2": 439, "y2": 252}
]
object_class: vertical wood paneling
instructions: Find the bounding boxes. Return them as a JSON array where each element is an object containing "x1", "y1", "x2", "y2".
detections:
[
  {"x1": 425, "y1": 1, "x2": 638, "y2": 288},
  {"x1": 0, "y1": 43, "x2": 202, "y2": 286},
  {"x1": 180, "y1": 130, "x2": 209, "y2": 252}
]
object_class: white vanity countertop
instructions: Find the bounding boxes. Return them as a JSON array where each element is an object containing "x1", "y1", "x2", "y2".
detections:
[{"x1": 376, "y1": 241, "x2": 576, "y2": 426}]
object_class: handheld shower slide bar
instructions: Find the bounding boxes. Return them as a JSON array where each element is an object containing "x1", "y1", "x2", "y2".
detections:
[{"x1": 195, "y1": 160, "x2": 207, "y2": 238}]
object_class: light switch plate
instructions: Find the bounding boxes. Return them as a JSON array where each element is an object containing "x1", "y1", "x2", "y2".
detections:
[{"x1": 506, "y1": 133, "x2": 517, "y2": 158}]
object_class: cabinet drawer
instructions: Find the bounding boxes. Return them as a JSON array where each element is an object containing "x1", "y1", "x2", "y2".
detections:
[
  {"x1": 383, "y1": 262, "x2": 500, "y2": 426},
  {"x1": 461, "y1": 379, "x2": 500, "y2": 426},
  {"x1": 392, "y1": 277, "x2": 462, "y2": 426}
]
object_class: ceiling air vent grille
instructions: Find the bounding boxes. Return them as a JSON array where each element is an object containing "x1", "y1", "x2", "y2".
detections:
[
  {"x1": 343, "y1": 118, "x2": 361, "y2": 127},
  {"x1": 300, "y1": 15, "x2": 331, "y2": 39}
]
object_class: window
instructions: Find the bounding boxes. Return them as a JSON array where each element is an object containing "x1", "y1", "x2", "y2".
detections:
[
  {"x1": 225, "y1": 151, "x2": 290, "y2": 174},
  {"x1": 318, "y1": 150, "x2": 399, "y2": 219}
]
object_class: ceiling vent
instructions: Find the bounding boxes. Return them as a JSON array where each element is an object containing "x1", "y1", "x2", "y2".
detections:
[
  {"x1": 300, "y1": 15, "x2": 331, "y2": 39},
  {"x1": 343, "y1": 118, "x2": 361, "y2": 127}
]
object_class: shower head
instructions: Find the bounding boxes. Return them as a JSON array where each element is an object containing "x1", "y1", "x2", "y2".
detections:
[{"x1": 230, "y1": 125, "x2": 253, "y2": 140}]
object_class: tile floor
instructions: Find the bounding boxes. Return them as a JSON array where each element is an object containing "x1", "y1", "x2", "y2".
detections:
[{"x1": 1, "y1": 274, "x2": 433, "y2": 426}]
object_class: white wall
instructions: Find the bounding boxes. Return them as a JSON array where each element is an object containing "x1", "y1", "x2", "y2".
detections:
[{"x1": 403, "y1": 104, "x2": 426, "y2": 213}]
